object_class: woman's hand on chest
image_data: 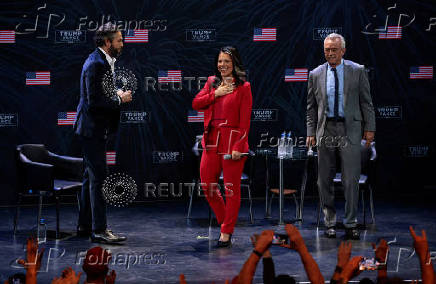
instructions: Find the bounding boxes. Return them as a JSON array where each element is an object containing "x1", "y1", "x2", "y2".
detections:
[{"x1": 215, "y1": 81, "x2": 235, "y2": 98}]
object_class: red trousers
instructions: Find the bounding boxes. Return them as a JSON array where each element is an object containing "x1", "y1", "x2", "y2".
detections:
[{"x1": 200, "y1": 150, "x2": 246, "y2": 234}]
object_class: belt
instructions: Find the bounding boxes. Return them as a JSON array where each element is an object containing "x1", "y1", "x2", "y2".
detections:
[{"x1": 326, "y1": 117, "x2": 345, "y2": 122}]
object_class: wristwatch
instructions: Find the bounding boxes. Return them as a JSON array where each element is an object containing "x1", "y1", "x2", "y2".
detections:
[{"x1": 252, "y1": 249, "x2": 263, "y2": 257}]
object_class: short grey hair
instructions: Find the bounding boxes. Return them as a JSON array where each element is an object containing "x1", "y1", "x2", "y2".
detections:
[{"x1": 324, "y1": 33, "x2": 346, "y2": 48}]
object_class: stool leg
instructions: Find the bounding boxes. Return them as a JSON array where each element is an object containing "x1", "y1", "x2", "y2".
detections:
[
  {"x1": 361, "y1": 187, "x2": 366, "y2": 228},
  {"x1": 292, "y1": 194, "x2": 299, "y2": 220},
  {"x1": 13, "y1": 194, "x2": 22, "y2": 235},
  {"x1": 246, "y1": 185, "x2": 254, "y2": 224},
  {"x1": 299, "y1": 189, "x2": 305, "y2": 223},
  {"x1": 316, "y1": 201, "x2": 321, "y2": 228},
  {"x1": 187, "y1": 179, "x2": 196, "y2": 219},
  {"x1": 55, "y1": 192, "x2": 60, "y2": 239},
  {"x1": 265, "y1": 155, "x2": 270, "y2": 218},
  {"x1": 37, "y1": 194, "x2": 43, "y2": 239},
  {"x1": 316, "y1": 183, "x2": 322, "y2": 228},
  {"x1": 268, "y1": 193, "x2": 274, "y2": 217},
  {"x1": 76, "y1": 191, "x2": 81, "y2": 211},
  {"x1": 265, "y1": 186, "x2": 269, "y2": 217},
  {"x1": 208, "y1": 206, "x2": 212, "y2": 227},
  {"x1": 369, "y1": 185, "x2": 375, "y2": 224}
]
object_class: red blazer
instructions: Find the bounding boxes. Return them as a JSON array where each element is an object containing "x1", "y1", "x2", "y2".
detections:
[{"x1": 192, "y1": 76, "x2": 252, "y2": 154}]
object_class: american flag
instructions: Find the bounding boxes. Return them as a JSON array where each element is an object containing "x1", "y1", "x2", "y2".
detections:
[
  {"x1": 187, "y1": 110, "x2": 204, "y2": 123},
  {"x1": 410, "y1": 66, "x2": 433, "y2": 79},
  {"x1": 378, "y1": 26, "x2": 402, "y2": 39},
  {"x1": 158, "y1": 70, "x2": 182, "y2": 83},
  {"x1": 26, "y1": 71, "x2": 50, "y2": 85},
  {"x1": 57, "y1": 112, "x2": 77, "y2": 125},
  {"x1": 253, "y1": 28, "x2": 276, "y2": 41},
  {"x1": 106, "y1": 151, "x2": 116, "y2": 165},
  {"x1": 0, "y1": 30, "x2": 15, "y2": 43},
  {"x1": 285, "y1": 68, "x2": 308, "y2": 82},
  {"x1": 124, "y1": 29, "x2": 149, "y2": 43}
]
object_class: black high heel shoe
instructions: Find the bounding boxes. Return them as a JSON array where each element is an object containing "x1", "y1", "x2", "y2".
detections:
[{"x1": 217, "y1": 234, "x2": 232, "y2": 248}]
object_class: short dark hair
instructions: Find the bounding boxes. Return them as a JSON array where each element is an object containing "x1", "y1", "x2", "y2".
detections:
[
  {"x1": 212, "y1": 46, "x2": 247, "y2": 88},
  {"x1": 94, "y1": 22, "x2": 119, "y2": 47}
]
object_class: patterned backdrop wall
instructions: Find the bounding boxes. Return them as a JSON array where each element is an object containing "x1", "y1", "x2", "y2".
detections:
[{"x1": 0, "y1": 0, "x2": 435, "y2": 204}]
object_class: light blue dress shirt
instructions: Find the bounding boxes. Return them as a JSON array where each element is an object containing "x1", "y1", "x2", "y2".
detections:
[{"x1": 326, "y1": 59, "x2": 344, "y2": 117}]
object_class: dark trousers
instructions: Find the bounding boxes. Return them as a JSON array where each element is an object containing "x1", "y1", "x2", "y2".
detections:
[
  {"x1": 318, "y1": 121, "x2": 361, "y2": 228},
  {"x1": 78, "y1": 135, "x2": 108, "y2": 232}
]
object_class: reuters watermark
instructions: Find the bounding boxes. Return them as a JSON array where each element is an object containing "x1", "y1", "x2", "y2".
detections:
[
  {"x1": 144, "y1": 76, "x2": 208, "y2": 92},
  {"x1": 144, "y1": 182, "x2": 234, "y2": 198}
]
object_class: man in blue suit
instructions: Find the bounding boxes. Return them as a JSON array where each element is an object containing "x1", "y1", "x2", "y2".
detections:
[{"x1": 74, "y1": 23, "x2": 132, "y2": 243}]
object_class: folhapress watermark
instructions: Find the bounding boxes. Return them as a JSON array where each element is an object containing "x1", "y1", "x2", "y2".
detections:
[
  {"x1": 75, "y1": 249, "x2": 167, "y2": 269},
  {"x1": 256, "y1": 132, "x2": 349, "y2": 149}
]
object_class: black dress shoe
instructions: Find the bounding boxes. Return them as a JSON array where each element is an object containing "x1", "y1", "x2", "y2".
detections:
[
  {"x1": 77, "y1": 226, "x2": 91, "y2": 237},
  {"x1": 216, "y1": 234, "x2": 232, "y2": 248},
  {"x1": 91, "y1": 229, "x2": 127, "y2": 243},
  {"x1": 324, "y1": 227, "x2": 336, "y2": 238},
  {"x1": 345, "y1": 228, "x2": 360, "y2": 240}
]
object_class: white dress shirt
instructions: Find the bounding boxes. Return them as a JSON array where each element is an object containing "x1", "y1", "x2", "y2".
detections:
[
  {"x1": 98, "y1": 47, "x2": 116, "y2": 73},
  {"x1": 98, "y1": 47, "x2": 121, "y2": 104}
]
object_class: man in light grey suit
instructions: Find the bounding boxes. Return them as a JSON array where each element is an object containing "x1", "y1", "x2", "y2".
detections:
[{"x1": 306, "y1": 33, "x2": 375, "y2": 240}]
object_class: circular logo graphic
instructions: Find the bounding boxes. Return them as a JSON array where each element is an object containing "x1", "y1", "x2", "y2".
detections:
[
  {"x1": 102, "y1": 67, "x2": 138, "y2": 99},
  {"x1": 102, "y1": 172, "x2": 137, "y2": 207}
]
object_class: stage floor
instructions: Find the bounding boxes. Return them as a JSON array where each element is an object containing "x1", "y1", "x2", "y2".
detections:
[{"x1": 0, "y1": 197, "x2": 435, "y2": 283}]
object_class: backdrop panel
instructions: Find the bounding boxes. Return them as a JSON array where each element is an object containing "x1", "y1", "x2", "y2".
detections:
[{"x1": 0, "y1": 0, "x2": 435, "y2": 204}]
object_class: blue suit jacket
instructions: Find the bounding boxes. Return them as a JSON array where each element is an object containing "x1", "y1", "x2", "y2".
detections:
[{"x1": 74, "y1": 48, "x2": 120, "y2": 138}]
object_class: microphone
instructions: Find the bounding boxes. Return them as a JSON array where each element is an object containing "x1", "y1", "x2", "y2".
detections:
[{"x1": 223, "y1": 153, "x2": 251, "y2": 160}]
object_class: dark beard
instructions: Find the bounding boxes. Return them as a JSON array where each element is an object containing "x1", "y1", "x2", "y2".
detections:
[{"x1": 108, "y1": 46, "x2": 122, "y2": 58}]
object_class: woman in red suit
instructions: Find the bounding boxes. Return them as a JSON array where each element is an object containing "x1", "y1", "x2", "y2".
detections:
[{"x1": 192, "y1": 46, "x2": 252, "y2": 248}]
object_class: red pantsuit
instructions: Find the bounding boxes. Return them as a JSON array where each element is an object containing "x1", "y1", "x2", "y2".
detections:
[{"x1": 193, "y1": 76, "x2": 252, "y2": 234}]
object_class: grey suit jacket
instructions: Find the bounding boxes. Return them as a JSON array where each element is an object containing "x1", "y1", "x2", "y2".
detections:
[{"x1": 306, "y1": 59, "x2": 376, "y2": 145}]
